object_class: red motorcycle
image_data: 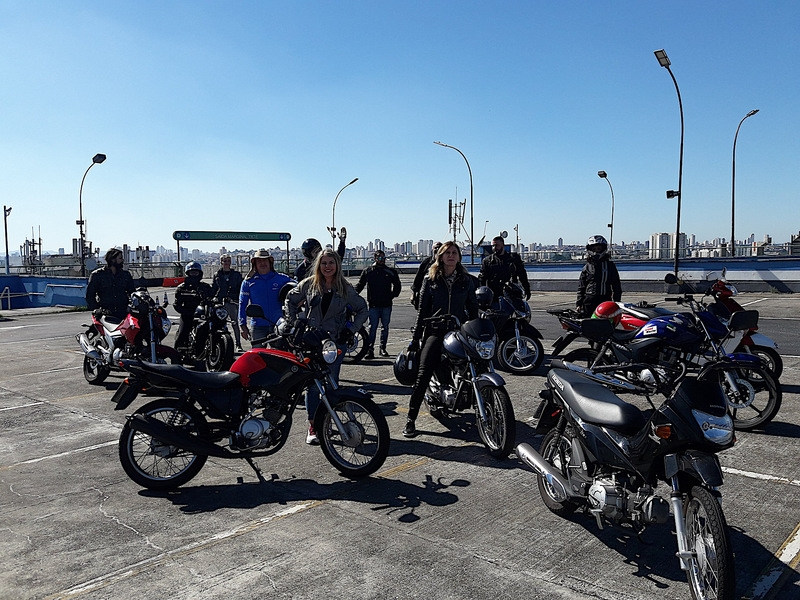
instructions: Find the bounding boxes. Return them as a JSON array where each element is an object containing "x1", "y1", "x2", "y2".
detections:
[{"x1": 76, "y1": 288, "x2": 181, "y2": 384}]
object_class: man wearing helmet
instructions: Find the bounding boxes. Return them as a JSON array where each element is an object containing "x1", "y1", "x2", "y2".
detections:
[
  {"x1": 356, "y1": 249, "x2": 402, "y2": 358},
  {"x1": 577, "y1": 235, "x2": 622, "y2": 317},
  {"x1": 479, "y1": 236, "x2": 531, "y2": 303},
  {"x1": 85, "y1": 247, "x2": 136, "y2": 320},
  {"x1": 174, "y1": 261, "x2": 213, "y2": 351},
  {"x1": 294, "y1": 228, "x2": 346, "y2": 281}
]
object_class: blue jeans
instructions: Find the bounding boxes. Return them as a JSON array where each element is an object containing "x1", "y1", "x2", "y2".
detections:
[
  {"x1": 306, "y1": 342, "x2": 347, "y2": 421},
  {"x1": 368, "y1": 306, "x2": 392, "y2": 349}
]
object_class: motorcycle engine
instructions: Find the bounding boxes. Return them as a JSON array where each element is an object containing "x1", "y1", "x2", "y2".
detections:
[
  {"x1": 234, "y1": 417, "x2": 273, "y2": 449},
  {"x1": 587, "y1": 478, "x2": 626, "y2": 523}
]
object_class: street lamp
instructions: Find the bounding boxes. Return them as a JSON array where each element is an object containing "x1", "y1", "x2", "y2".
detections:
[
  {"x1": 78, "y1": 153, "x2": 107, "y2": 277},
  {"x1": 327, "y1": 177, "x2": 358, "y2": 241},
  {"x1": 654, "y1": 49, "x2": 684, "y2": 277},
  {"x1": 434, "y1": 141, "x2": 474, "y2": 264},
  {"x1": 3, "y1": 205, "x2": 11, "y2": 275},
  {"x1": 597, "y1": 171, "x2": 615, "y2": 257},
  {"x1": 731, "y1": 109, "x2": 759, "y2": 257}
]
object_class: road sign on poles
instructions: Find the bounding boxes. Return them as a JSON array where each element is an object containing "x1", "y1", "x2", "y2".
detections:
[{"x1": 172, "y1": 231, "x2": 291, "y2": 242}]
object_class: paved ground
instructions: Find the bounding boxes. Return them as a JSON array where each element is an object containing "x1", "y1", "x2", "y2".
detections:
[{"x1": 1, "y1": 280, "x2": 800, "y2": 600}]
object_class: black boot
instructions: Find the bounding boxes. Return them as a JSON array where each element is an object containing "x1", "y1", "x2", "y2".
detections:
[
  {"x1": 402, "y1": 418, "x2": 417, "y2": 438},
  {"x1": 379, "y1": 346, "x2": 389, "y2": 357},
  {"x1": 365, "y1": 347, "x2": 374, "y2": 360}
]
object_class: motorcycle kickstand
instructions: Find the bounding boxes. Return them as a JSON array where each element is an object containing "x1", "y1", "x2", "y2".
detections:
[{"x1": 245, "y1": 457, "x2": 267, "y2": 483}]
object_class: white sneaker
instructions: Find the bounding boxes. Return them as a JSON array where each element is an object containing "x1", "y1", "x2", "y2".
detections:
[{"x1": 306, "y1": 424, "x2": 319, "y2": 445}]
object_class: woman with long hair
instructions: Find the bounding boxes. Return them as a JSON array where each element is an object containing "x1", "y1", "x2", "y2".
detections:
[
  {"x1": 285, "y1": 248, "x2": 368, "y2": 444},
  {"x1": 403, "y1": 241, "x2": 478, "y2": 437}
]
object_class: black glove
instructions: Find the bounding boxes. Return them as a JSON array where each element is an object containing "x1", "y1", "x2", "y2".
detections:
[
  {"x1": 92, "y1": 308, "x2": 106, "y2": 319},
  {"x1": 408, "y1": 339, "x2": 420, "y2": 353},
  {"x1": 338, "y1": 328, "x2": 355, "y2": 346},
  {"x1": 525, "y1": 290, "x2": 531, "y2": 300}
]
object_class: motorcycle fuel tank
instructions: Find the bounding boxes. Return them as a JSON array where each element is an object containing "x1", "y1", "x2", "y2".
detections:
[
  {"x1": 633, "y1": 313, "x2": 702, "y2": 348},
  {"x1": 230, "y1": 348, "x2": 309, "y2": 387}
]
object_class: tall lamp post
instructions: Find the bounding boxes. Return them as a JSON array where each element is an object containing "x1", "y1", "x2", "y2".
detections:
[
  {"x1": 597, "y1": 171, "x2": 615, "y2": 257},
  {"x1": 78, "y1": 153, "x2": 107, "y2": 277},
  {"x1": 654, "y1": 49, "x2": 684, "y2": 277},
  {"x1": 731, "y1": 109, "x2": 759, "y2": 257},
  {"x1": 434, "y1": 141, "x2": 474, "y2": 264},
  {"x1": 327, "y1": 177, "x2": 358, "y2": 241},
  {"x1": 3, "y1": 205, "x2": 11, "y2": 275}
]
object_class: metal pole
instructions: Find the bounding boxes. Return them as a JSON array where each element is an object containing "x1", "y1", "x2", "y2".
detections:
[
  {"x1": 3, "y1": 205, "x2": 10, "y2": 275},
  {"x1": 329, "y1": 178, "x2": 358, "y2": 240},
  {"x1": 434, "y1": 141, "x2": 474, "y2": 264},
  {"x1": 78, "y1": 154, "x2": 106, "y2": 277},
  {"x1": 598, "y1": 171, "x2": 615, "y2": 258},
  {"x1": 731, "y1": 109, "x2": 759, "y2": 258}
]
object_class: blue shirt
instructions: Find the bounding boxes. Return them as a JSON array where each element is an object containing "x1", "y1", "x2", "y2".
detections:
[{"x1": 239, "y1": 271, "x2": 292, "y2": 328}]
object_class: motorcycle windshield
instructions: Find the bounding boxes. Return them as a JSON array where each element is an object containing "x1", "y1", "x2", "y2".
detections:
[{"x1": 461, "y1": 318, "x2": 495, "y2": 341}]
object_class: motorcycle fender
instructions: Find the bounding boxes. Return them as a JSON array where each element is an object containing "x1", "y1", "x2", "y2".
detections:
[
  {"x1": 551, "y1": 332, "x2": 578, "y2": 357},
  {"x1": 746, "y1": 332, "x2": 779, "y2": 350},
  {"x1": 156, "y1": 344, "x2": 182, "y2": 362},
  {"x1": 698, "y1": 354, "x2": 761, "y2": 378},
  {"x1": 475, "y1": 372, "x2": 506, "y2": 389},
  {"x1": 520, "y1": 323, "x2": 543, "y2": 340},
  {"x1": 326, "y1": 386, "x2": 373, "y2": 405},
  {"x1": 664, "y1": 452, "x2": 724, "y2": 487}
]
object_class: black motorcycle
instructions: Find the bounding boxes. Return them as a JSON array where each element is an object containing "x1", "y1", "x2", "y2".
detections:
[
  {"x1": 182, "y1": 298, "x2": 235, "y2": 372},
  {"x1": 484, "y1": 282, "x2": 544, "y2": 375},
  {"x1": 518, "y1": 360, "x2": 736, "y2": 600}
]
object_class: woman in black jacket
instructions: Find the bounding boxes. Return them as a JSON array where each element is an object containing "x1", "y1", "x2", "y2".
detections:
[{"x1": 403, "y1": 241, "x2": 478, "y2": 438}]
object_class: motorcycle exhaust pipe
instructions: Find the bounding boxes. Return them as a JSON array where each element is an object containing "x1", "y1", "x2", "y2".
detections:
[
  {"x1": 127, "y1": 414, "x2": 232, "y2": 459},
  {"x1": 516, "y1": 442, "x2": 572, "y2": 503},
  {"x1": 76, "y1": 333, "x2": 104, "y2": 362}
]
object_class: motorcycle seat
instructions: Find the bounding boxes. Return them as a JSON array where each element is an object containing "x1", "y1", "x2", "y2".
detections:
[
  {"x1": 547, "y1": 368, "x2": 646, "y2": 435},
  {"x1": 122, "y1": 360, "x2": 240, "y2": 389}
]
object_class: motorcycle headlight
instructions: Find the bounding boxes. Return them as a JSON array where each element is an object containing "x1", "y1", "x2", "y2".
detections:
[
  {"x1": 473, "y1": 338, "x2": 496, "y2": 360},
  {"x1": 215, "y1": 307, "x2": 229, "y2": 320},
  {"x1": 692, "y1": 409, "x2": 734, "y2": 445},
  {"x1": 321, "y1": 339, "x2": 339, "y2": 364}
]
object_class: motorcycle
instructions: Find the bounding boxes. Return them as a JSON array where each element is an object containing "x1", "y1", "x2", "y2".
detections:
[
  {"x1": 415, "y1": 313, "x2": 516, "y2": 459},
  {"x1": 517, "y1": 361, "x2": 736, "y2": 600},
  {"x1": 76, "y1": 288, "x2": 180, "y2": 384},
  {"x1": 112, "y1": 306, "x2": 390, "y2": 489},
  {"x1": 561, "y1": 278, "x2": 782, "y2": 431},
  {"x1": 484, "y1": 282, "x2": 544, "y2": 375},
  {"x1": 181, "y1": 298, "x2": 236, "y2": 372},
  {"x1": 342, "y1": 305, "x2": 370, "y2": 363}
]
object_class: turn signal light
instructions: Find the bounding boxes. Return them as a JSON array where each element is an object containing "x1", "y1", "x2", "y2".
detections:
[{"x1": 654, "y1": 425, "x2": 672, "y2": 439}]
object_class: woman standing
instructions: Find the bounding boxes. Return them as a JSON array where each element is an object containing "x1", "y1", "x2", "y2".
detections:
[
  {"x1": 403, "y1": 241, "x2": 478, "y2": 438},
  {"x1": 285, "y1": 248, "x2": 368, "y2": 444}
]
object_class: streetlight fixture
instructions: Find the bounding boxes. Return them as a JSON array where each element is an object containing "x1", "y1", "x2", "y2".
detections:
[
  {"x1": 3, "y1": 205, "x2": 11, "y2": 275},
  {"x1": 597, "y1": 171, "x2": 615, "y2": 257},
  {"x1": 434, "y1": 141, "x2": 474, "y2": 264},
  {"x1": 654, "y1": 48, "x2": 684, "y2": 277},
  {"x1": 78, "y1": 153, "x2": 106, "y2": 277},
  {"x1": 327, "y1": 177, "x2": 358, "y2": 241},
  {"x1": 731, "y1": 109, "x2": 759, "y2": 257}
]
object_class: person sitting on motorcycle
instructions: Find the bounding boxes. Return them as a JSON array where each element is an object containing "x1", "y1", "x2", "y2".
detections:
[
  {"x1": 174, "y1": 262, "x2": 213, "y2": 351},
  {"x1": 85, "y1": 247, "x2": 136, "y2": 320},
  {"x1": 239, "y1": 249, "x2": 292, "y2": 348},
  {"x1": 403, "y1": 241, "x2": 478, "y2": 438},
  {"x1": 285, "y1": 248, "x2": 368, "y2": 445},
  {"x1": 576, "y1": 234, "x2": 622, "y2": 317},
  {"x1": 294, "y1": 228, "x2": 346, "y2": 281},
  {"x1": 479, "y1": 235, "x2": 531, "y2": 304}
]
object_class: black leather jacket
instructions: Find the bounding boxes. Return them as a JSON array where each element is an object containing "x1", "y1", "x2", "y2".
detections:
[
  {"x1": 85, "y1": 266, "x2": 135, "y2": 319},
  {"x1": 413, "y1": 267, "x2": 478, "y2": 342},
  {"x1": 211, "y1": 268, "x2": 243, "y2": 303}
]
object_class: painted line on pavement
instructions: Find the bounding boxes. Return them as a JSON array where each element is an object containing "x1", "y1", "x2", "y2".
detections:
[
  {"x1": 722, "y1": 466, "x2": 800, "y2": 487},
  {"x1": 0, "y1": 401, "x2": 44, "y2": 411},
  {"x1": 0, "y1": 441, "x2": 117, "y2": 471},
  {"x1": 744, "y1": 521, "x2": 800, "y2": 600}
]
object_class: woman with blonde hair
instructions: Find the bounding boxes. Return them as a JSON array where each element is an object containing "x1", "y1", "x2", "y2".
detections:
[
  {"x1": 403, "y1": 241, "x2": 478, "y2": 438},
  {"x1": 285, "y1": 248, "x2": 368, "y2": 444}
]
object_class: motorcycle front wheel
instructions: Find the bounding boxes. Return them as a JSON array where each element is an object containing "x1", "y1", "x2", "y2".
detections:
[
  {"x1": 684, "y1": 486, "x2": 735, "y2": 600},
  {"x1": 475, "y1": 385, "x2": 516, "y2": 458},
  {"x1": 205, "y1": 333, "x2": 235, "y2": 372},
  {"x1": 83, "y1": 355, "x2": 111, "y2": 384},
  {"x1": 315, "y1": 395, "x2": 390, "y2": 478},
  {"x1": 118, "y1": 398, "x2": 208, "y2": 490},
  {"x1": 715, "y1": 364, "x2": 782, "y2": 431},
  {"x1": 537, "y1": 427, "x2": 579, "y2": 517},
  {"x1": 496, "y1": 325, "x2": 544, "y2": 375},
  {"x1": 343, "y1": 326, "x2": 370, "y2": 363}
]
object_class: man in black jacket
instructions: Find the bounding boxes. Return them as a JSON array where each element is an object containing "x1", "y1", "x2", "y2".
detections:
[
  {"x1": 356, "y1": 250, "x2": 402, "y2": 359},
  {"x1": 174, "y1": 262, "x2": 213, "y2": 351},
  {"x1": 85, "y1": 248, "x2": 135, "y2": 320},
  {"x1": 211, "y1": 254, "x2": 244, "y2": 351},
  {"x1": 576, "y1": 234, "x2": 622, "y2": 316},
  {"x1": 479, "y1": 236, "x2": 531, "y2": 302}
]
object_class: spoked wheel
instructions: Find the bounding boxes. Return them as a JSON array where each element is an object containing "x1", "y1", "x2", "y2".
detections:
[
  {"x1": 537, "y1": 427, "x2": 579, "y2": 516},
  {"x1": 315, "y1": 395, "x2": 389, "y2": 478},
  {"x1": 83, "y1": 354, "x2": 111, "y2": 384},
  {"x1": 343, "y1": 326, "x2": 370, "y2": 363},
  {"x1": 717, "y1": 364, "x2": 782, "y2": 431},
  {"x1": 118, "y1": 398, "x2": 208, "y2": 490},
  {"x1": 475, "y1": 385, "x2": 516, "y2": 458},
  {"x1": 684, "y1": 486, "x2": 735, "y2": 600},
  {"x1": 205, "y1": 334, "x2": 235, "y2": 372},
  {"x1": 496, "y1": 327, "x2": 544, "y2": 375},
  {"x1": 741, "y1": 345, "x2": 783, "y2": 381}
]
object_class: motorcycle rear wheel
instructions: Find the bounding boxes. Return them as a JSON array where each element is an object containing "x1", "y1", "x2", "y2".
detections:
[
  {"x1": 740, "y1": 344, "x2": 783, "y2": 380},
  {"x1": 205, "y1": 334, "x2": 235, "y2": 372},
  {"x1": 343, "y1": 326, "x2": 370, "y2": 363},
  {"x1": 118, "y1": 398, "x2": 208, "y2": 490},
  {"x1": 715, "y1": 364, "x2": 782, "y2": 431},
  {"x1": 685, "y1": 486, "x2": 735, "y2": 600},
  {"x1": 537, "y1": 427, "x2": 579, "y2": 517},
  {"x1": 83, "y1": 355, "x2": 111, "y2": 384},
  {"x1": 475, "y1": 385, "x2": 516, "y2": 458},
  {"x1": 315, "y1": 396, "x2": 389, "y2": 478},
  {"x1": 496, "y1": 326, "x2": 544, "y2": 375}
]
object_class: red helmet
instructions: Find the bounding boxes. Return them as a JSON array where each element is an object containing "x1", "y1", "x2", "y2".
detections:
[{"x1": 592, "y1": 301, "x2": 622, "y2": 327}]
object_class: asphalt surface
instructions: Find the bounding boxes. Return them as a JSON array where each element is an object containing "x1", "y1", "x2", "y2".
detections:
[{"x1": 2, "y1": 278, "x2": 800, "y2": 600}]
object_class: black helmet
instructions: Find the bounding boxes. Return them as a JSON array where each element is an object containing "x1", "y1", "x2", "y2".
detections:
[
  {"x1": 278, "y1": 280, "x2": 298, "y2": 305},
  {"x1": 301, "y1": 238, "x2": 322, "y2": 260},
  {"x1": 184, "y1": 261, "x2": 203, "y2": 276},
  {"x1": 104, "y1": 248, "x2": 123, "y2": 265},
  {"x1": 475, "y1": 285, "x2": 494, "y2": 309},
  {"x1": 586, "y1": 234, "x2": 608, "y2": 258},
  {"x1": 393, "y1": 347, "x2": 419, "y2": 386},
  {"x1": 374, "y1": 250, "x2": 386, "y2": 263}
]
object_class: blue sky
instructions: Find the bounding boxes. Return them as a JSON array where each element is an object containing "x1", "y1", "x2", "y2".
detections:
[{"x1": 1, "y1": 1, "x2": 798, "y2": 254}]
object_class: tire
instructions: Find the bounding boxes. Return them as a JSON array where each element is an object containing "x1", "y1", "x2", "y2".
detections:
[
  {"x1": 537, "y1": 427, "x2": 580, "y2": 517},
  {"x1": 315, "y1": 395, "x2": 390, "y2": 478},
  {"x1": 496, "y1": 326, "x2": 545, "y2": 375},
  {"x1": 684, "y1": 486, "x2": 735, "y2": 600},
  {"x1": 741, "y1": 345, "x2": 783, "y2": 381},
  {"x1": 475, "y1": 385, "x2": 516, "y2": 458},
  {"x1": 83, "y1": 354, "x2": 110, "y2": 385},
  {"x1": 716, "y1": 364, "x2": 782, "y2": 431},
  {"x1": 343, "y1": 326, "x2": 370, "y2": 363},
  {"x1": 205, "y1": 334, "x2": 235, "y2": 372},
  {"x1": 118, "y1": 398, "x2": 208, "y2": 490}
]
